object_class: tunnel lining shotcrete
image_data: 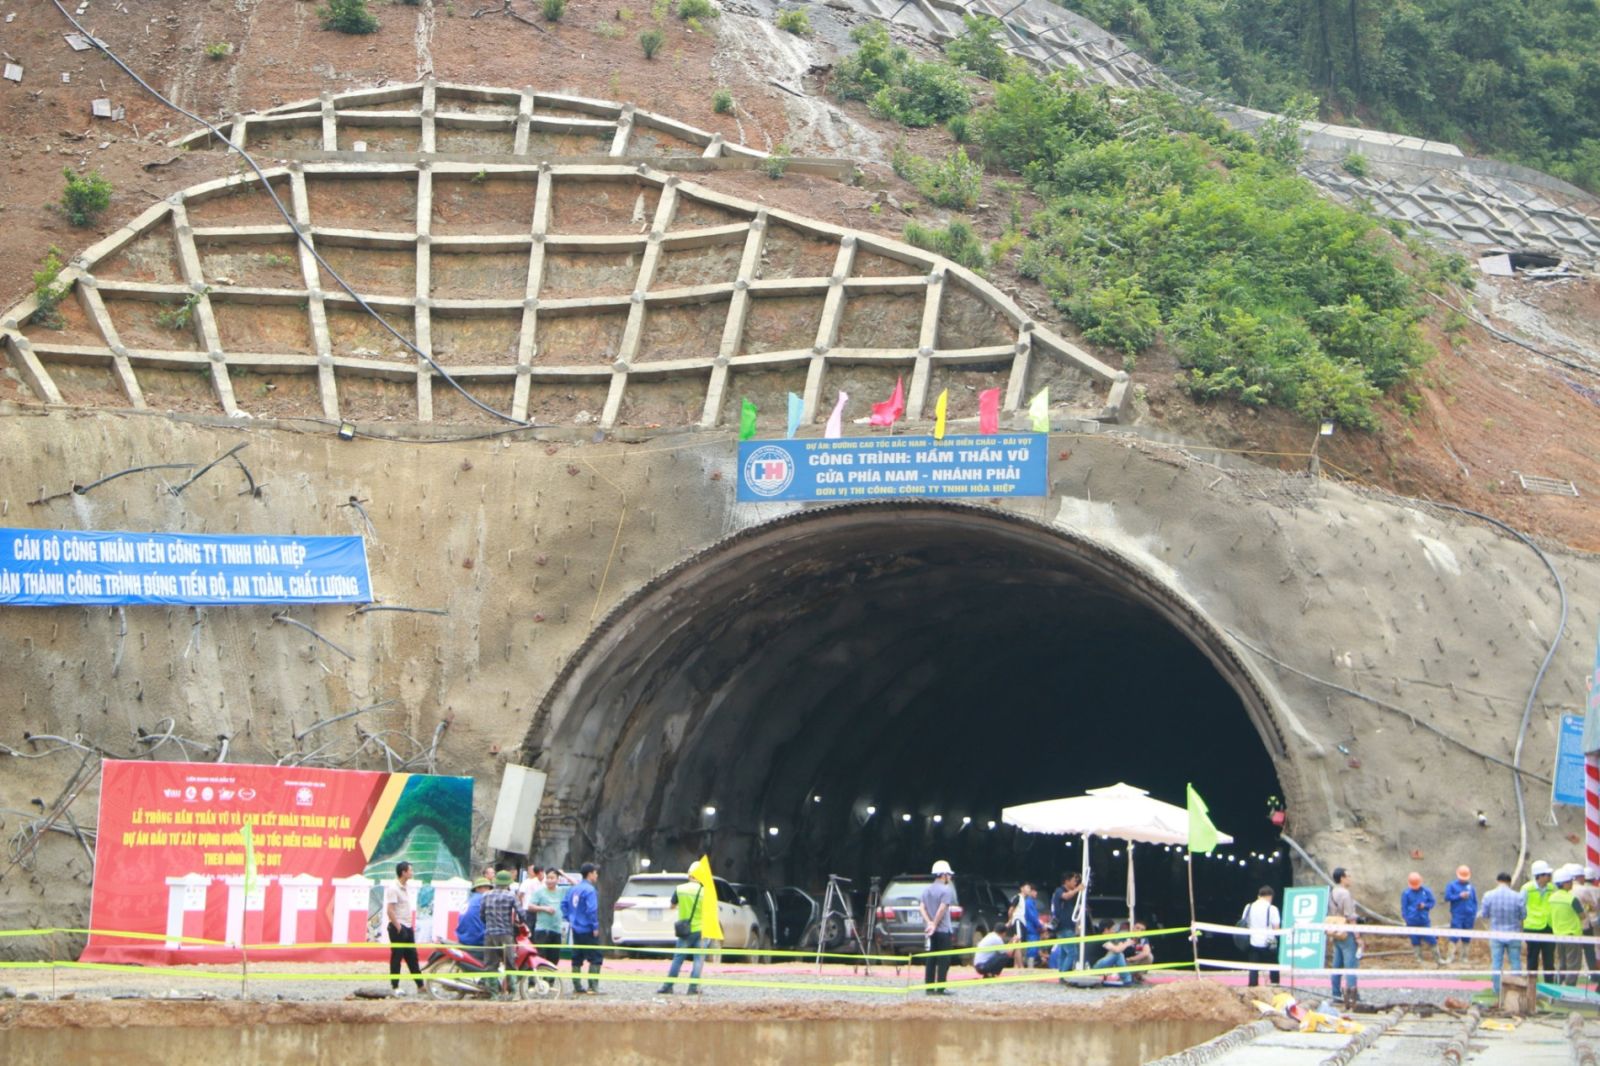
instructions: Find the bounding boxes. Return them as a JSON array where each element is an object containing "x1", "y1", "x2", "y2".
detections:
[{"x1": 525, "y1": 501, "x2": 1291, "y2": 885}]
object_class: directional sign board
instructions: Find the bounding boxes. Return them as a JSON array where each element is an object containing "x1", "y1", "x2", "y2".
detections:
[{"x1": 1279, "y1": 885, "x2": 1329, "y2": 970}]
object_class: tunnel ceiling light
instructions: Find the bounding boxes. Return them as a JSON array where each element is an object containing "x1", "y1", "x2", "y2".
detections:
[
  {"x1": 767, "y1": 826, "x2": 780, "y2": 837},
  {"x1": 932, "y1": 815, "x2": 943, "y2": 824},
  {"x1": 986, "y1": 820, "x2": 997, "y2": 830},
  {"x1": 812, "y1": 795, "x2": 822, "y2": 803},
  {"x1": 961, "y1": 816, "x2": 972, "y2": 825},
  {"x1": 1112, "y1": 849, "x2": 1121, "y2": 858},
  {"x1": 640, "y1": 858, "x2": 651, "y2": 869},
  {"x1": 900, "y1": 813, "x2": 912, "y2": 823},
  {"x1": 703, "y1": 805, "x2": 717, "y2": 817},
  {"x1": 866, "y1": 805, "x2": 877, "y2": 816}
]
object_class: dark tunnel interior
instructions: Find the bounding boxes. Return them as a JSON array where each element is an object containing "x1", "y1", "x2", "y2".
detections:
[{"x1": 541, "y1": 504, "x2": 1290, "y2": 937}]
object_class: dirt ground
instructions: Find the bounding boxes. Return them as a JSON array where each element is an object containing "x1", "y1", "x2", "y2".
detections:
[
  {"x1": 0, "y1": 0, "x2": 1596, "y2": 551},
  {"x1": 0, "y1": 972, "x2": 1257, "y2": 1027}
]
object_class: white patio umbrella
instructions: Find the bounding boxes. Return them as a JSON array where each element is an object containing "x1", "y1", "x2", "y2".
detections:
[{"x1": 1002, "y1": 783, "x2": 1234, "y2": 969}]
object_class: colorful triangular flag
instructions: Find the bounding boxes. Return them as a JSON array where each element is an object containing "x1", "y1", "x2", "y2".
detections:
[
  {"x1": 869, "y1": 377, "x2": 905, "y2": 427},
  {"x1": 786, "y1": 392, "x2": 803, "y2": 439},
  {"x1": 825, "y1": 390, "x2": 848, "y2": 439},
  {"x1": 1029, "y1": 387, "x2": 1050, "y2": 433},
  {"x1": 978, "y1": 387, "x2": 1001, "y2": 434},
  {"x1": 933, "y1": 389, "x2": 949, "y2": 440},
  {"x1": 691, "y1": 854, "x2": 724, "y2": 941},
  {"x1": 739, "y1": 397, "x2": 758, "y2": 441}
]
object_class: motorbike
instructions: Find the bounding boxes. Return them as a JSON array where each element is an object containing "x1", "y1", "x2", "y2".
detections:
[{"x1": 420, "y1": 922, "x2": 563, "y2": 1000}]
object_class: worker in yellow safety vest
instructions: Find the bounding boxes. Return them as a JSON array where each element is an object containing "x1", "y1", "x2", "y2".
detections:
[
  {"x1": 1549, "y1": 865, "x2": 1585, "y2": 985},
  {"x1": 1522, "y1": 859, "x2": 1555, "y2": 982}
]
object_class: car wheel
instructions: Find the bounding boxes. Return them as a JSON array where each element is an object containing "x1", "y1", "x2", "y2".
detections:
[{"x1": 752, "y1": 928, "x2": 771, "y2": 966}]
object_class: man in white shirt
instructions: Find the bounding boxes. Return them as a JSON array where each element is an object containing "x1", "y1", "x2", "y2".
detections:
[
  {"x1": 973, "y1": 924, "x2": 1012, "y2": 978},
  {"x1": 1243, "y1": 885, "x2": 1281, "y2": 987},
  {"x1": 384, "y1": 861, "x2": 422, "y2": 993}
]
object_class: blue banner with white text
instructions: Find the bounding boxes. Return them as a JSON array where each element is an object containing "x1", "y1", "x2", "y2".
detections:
[
  {"x1": 0, "y1": 528, "x2": 372, "y2": 607},
  {"x1": 737, "y1": 433, "x2": 1049, "y2": 502}
]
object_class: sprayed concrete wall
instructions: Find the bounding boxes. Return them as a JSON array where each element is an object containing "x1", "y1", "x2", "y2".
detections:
[{"x1": 1, "y1": 405, "x2": 1596, "y2": 948}]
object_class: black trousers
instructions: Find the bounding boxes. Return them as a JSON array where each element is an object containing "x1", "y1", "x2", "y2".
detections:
[
  {"x1": 388, "y1": 922, "x2": 421, "y2": 989},
  {"x1": 1246, "y1": 945, "x2": 1279, "y2": 986},
  {"x1": 923, "y1": 930, "x2": 954, "y2": 990},
  {"x1": 570, "y1": 930, "x2": 602, "y2": 969},
  {"x1": 975, "y1": 953, "x2": 1012, "y2": 977},
  {"x1": 1526, "y1": 927, "x2": 1555, "y2": 977},
  {"x1": 532, "y1": 928, "x2": 564, "y2": 962}
]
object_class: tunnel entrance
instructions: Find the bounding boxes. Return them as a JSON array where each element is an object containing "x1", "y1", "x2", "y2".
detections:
[{"x1": 529, "y1": 502, "x2": 1289, "y2": 930}]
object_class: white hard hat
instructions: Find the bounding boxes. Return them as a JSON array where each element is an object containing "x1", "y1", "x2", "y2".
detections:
[
  {"x1": 931, "y1": 859, "x2": 954, "y2": 876},
  {"x1": 1531, "y1": 860, "x2": 1553, "y2": 877},
  {"x1": 1588, "y1": 866, "x2": 1600, "y2": 881},
  {"x1": 1555, "y1": 865, "x2": 1577, "y2": 884},
  {"x1": 687, "y1": 860, "x2": 701, "y2": 878}
]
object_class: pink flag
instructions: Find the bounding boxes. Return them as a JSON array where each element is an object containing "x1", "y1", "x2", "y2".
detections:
[
  {"x1": 978, "y1": 387, "x2": 1001, "y2": 434},
  {"x1": 824, "y1": 390, "x2": 848, "y2": 439},
  {"x1": 869, "y1": 377, "x2": 906, "y2": 427}
]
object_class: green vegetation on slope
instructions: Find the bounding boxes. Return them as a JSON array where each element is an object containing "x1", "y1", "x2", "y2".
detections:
[{"x1": 1057, "y1": 0, "x2": 1600, "y2": 192}]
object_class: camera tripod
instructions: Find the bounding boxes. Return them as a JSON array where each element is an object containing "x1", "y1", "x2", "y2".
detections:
[{"x1": 814, "y1": 873, "x2": 879, "y2": 974}]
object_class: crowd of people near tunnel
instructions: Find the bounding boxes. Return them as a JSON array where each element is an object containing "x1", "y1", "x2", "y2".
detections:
[{"x1": 1241, "y1": 859, "x2": 1600, "y2": 1007}]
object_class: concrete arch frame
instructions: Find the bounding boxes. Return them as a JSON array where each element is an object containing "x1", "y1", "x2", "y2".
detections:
[{"x1": 523, "y1": 499, "x2": 1293, "y2": 870}]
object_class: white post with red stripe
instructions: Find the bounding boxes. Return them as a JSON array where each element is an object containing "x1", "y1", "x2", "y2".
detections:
[{"x1": 1587, "y1": 752, "x2": 1600, "y2": 874}]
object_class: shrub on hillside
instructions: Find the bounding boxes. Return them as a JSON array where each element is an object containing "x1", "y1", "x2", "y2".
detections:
[
  {"x1": 319, "y1": 0, "x2": 379, "y2": 34},
  {"x1": 61, "y1": 168, "x2": 112, "y2": 227}
]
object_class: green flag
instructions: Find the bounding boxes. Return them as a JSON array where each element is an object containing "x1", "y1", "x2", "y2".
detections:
[
  {"x1": 1029, "y1": 387, "x2": 1050, "y2": 432},
  {"x1": 1187, "y1": 783, "x2": 1220, "y2": 854},
  {"x1": 739, "y1": 397, "x2": 758, "y2": 441},
  {"x1": 242, "y1": 821, "x2": 257, "y2": 900}
]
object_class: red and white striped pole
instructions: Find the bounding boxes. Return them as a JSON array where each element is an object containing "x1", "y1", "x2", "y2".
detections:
[{"x1": 1587, "y1": 752, "x2": 1600, "y2": 875}]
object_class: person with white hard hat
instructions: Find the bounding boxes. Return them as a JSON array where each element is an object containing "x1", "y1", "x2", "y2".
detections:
[
  {"x1": 1574, "y1": 867, "x2": 1600, "y2": 991},
  {"x1": 1521, "y1": 860, "x2": 1557, "y2": 982},
  {"x1": 920, "y1": 860, "x2": 958, "y2": 995},
  {"x1": 1549, "y1": 865, "x2": 1585, "y2": 985}
]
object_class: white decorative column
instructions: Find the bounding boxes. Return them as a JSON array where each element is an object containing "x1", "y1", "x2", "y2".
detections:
[
  {"x1": 221, "y1": 874, "x2": 270, "y2": 948},
  {"x1": 163, "y1": 873, "x2": 211, "y2": 949},
  {"x1": 331, "y1": 874, "x2": 375, "y2": 944},
  {"x1": 430, "y1": 877, "x2": 473, "y2": 945},
  {"x1": 277, "y1": 873, "x2": 323, "y2": 946}
]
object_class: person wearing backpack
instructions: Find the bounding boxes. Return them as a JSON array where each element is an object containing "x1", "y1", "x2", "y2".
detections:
[
  {"x1": 657, "y1": 861, "x2": 709, "y2": 995},
  {"x1": 1241, "y1": 885, "x2": 1280, "y2": 987}
]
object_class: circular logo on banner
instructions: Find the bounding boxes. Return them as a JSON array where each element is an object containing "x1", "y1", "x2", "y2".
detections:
[{"x1": 744, "y1": 445, "x2": 796, "y2": 497}]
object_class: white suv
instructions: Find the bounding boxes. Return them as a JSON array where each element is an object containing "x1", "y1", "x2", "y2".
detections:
[{"x1": 610, "y1": 873, "x2": 766, "y2": 958}]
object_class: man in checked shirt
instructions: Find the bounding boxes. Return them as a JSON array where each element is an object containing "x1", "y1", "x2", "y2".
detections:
[{"x1": 483, "y1": 869, "x2": 527, "y2": 996}]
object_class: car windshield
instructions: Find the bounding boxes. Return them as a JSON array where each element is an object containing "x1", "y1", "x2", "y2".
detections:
[
  {"x1": 884, "y1": 880, "x2": 933, "y2": 904},
  {"x1": 620, "y1": 878, "x2": 679, "y2": 899}
]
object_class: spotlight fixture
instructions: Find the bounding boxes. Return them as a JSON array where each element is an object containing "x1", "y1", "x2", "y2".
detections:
[
  {"x1": 337, "y1": 420, "x2": 356, "y2": 441},
  {"x1": 901, "y1": 813, "x2": 912, "y2": 823},
  {"x1": 767, "y1": 826, "x2": 780, "y2": 837},
  {"x1": 986, "y1": 820, "x2": 997, "y2": 830},
  {"x1": 865, "y1": 805, "x2": 877, "y2": 816},
  {"x1": 640, "y1": 858, "x2": 652, "y2": 870},
  {"x1": 813, "y1": 795, "x2": 823, "y2": 804},
  {"x1": 702, "y1": 805, "x2": 717, "y2": 817},
  {"x1": 961, "y1": 816, "x2": 972, "y2": 826},
  {"x1": 932, "y1": 815, "x2": 943, "y2": 825},
  {"x1": 1112, "y1": 849, "x2": 1121, "y2": 858}
]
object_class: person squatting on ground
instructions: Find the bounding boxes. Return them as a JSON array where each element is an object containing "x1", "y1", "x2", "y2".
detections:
[
  {"x1": 1549, "y1": 865, "x2": 1585, "y2": 985},
  {"x1": 1522, "y1": 860, "x2": 1556, "y2": 982},
  {"x1": 658, "y1": 861, "x2": 710, "y2": 995},
  {"x1": 1443, "y1": 866, "x2": 1477, "y2": 965},
  {"x1": 1242, "y1": 885, "x2": 1280, "y2": 987},
  {"x1": 1477, "y1": 871, "x2": 1525, "y2": 999},
  {"x1": 920, "y1": 859, "x2": 958, "y2": 995},
  {"x1": 1327, "y1": 867, "x2": 1361, "y2": 1006},
  {"x1": 568, "y1": 863, "x2": 603, "y2": 994},
  {"x1": 1401, "y1": 872, "x2": 1443, "y2": 965},
  {"x1": 455, "y1": 877, "x2": 493, "y2": 964},
  {"x1": 385, "y1": 860, "x2": 423, "y2": 993},
  {"x1": 973, "y1": 924, "x2": 1012, "y2": 978},
  {"x1": 482, "y1": 870, "x2": 525, "y2": 995},
  {"x1": 527, "y1": 867, "x2": 566, "y2": 962},
  {"x1": 1091, "y1": 922, "x2": 1137, "y2": 987},
  {"x1": 1049, "y1": 872, "x2": 1083, "y2": 972}
]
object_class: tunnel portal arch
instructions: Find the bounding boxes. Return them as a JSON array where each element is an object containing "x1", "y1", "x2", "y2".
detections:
[{"x1": 526, "y1": 501, "x2": 1292, "y2": 900}]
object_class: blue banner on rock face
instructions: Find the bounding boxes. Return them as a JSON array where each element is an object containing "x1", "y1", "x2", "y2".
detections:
[
  {"x1": 1554, "y1": 714, "x2": 1586, "y2": 807},
  {"x1": 0, "y1": 528, "x2": 373, "y2": 607},
  {"x1": 737, "y1": 433, "x2": 1049, "y2": 502}
]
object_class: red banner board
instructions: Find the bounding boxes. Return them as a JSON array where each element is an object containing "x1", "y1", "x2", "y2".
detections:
[{"x1": 82, "y1": 760, "x2": 473, "y2": 965}]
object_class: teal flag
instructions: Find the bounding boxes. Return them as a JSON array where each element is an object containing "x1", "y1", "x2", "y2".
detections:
[{"x1": 786, "y1": 392, "x2": 803, "y2": 439}]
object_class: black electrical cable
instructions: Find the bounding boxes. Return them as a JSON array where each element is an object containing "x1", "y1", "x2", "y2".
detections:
[{"x1": 48, "y1": 0, "x2": 530, "y2": 427}]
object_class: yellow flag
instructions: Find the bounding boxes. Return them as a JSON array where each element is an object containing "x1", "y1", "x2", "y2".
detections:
[
  {"x1": 692, "y1": 854, "x2": 724, "y2": 941},
  {"x1": 1029, "y1": 387, "x2": 1050, "y2": 433},
  {"x1": 933, "y1": 389, "x2": 949, "y2": 440}
]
